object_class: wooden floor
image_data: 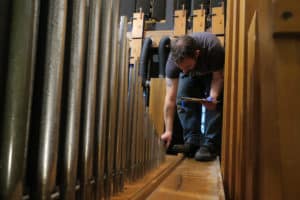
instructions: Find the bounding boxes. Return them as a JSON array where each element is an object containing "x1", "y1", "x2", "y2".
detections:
[
  {"x1": 147, "y1": 157, "x2": 225, "y2": 200},
  {"x1": 113, "y1": 155, "x2": 225, "y2": 200}
]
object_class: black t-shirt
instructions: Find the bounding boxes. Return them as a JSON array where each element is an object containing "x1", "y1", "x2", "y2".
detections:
[{"x1": 166, "y1": 32, "x2": 225, "y2": 78}]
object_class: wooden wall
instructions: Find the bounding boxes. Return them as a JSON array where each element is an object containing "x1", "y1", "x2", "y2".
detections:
[{"x1": 221, "y1": 0, "x2": 300, "y2": 200}]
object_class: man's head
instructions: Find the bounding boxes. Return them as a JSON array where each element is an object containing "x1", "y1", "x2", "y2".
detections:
[{"x1": 171, "y1": 35, "x2": 200, "y2": 74}]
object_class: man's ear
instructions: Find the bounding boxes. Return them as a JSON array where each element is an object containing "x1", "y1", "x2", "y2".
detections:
[{"x1": 195, "y1": 50, "x2": 200, "y2": 57}]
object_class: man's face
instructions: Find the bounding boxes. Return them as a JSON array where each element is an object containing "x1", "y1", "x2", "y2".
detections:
[
  {"x1": 177, "y1": 50, "x2": 200, "y2": 74},
  {"x1": 178, "y1": 57, "x2": 197, "y2": 74}
]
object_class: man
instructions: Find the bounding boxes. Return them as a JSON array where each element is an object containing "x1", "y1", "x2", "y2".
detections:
[{"x1": 161, "y1": 32, "x2": 224, "y2": 161}]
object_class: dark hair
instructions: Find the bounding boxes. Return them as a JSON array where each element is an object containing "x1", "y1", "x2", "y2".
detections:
[{"x1": 170, "y1": 35, "x2": 197, "y2": 64}]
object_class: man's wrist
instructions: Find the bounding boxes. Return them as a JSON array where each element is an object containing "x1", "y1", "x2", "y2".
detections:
[{"x1": 206, "y1": 96, "x2": 216, "y2": 102}]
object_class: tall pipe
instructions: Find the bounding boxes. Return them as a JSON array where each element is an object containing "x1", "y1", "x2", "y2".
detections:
[
  {"x1": 80, "y1": 0, "x2": 101, "y2": 199},
  {"x1": 139, "y1": 37, "x2": 152, "y2": 86},
  {"x1": 61, "y1": 0, "x2": 87, "y2": 199},
  {"x1": 0, "y1": 0, "x2": 37, "y2": 199},
  {"x1": 116, "y1": 16, "x2": 128, "y2": 193},
  {"x1": 158, "y1": 36, "x2": 171, "y2": 78},
  {"x1": 35, "y1": 0, "x2": 67, "y2": 199},
  {"x1": 106, "y1": 0, "x2": 120, "y2": 195},
  {"x1": 0, "y1": 0, "x2": 11, "y2": 116},
  {"x1": 122, "y1": 38, "x2": 130, "y2": 187},
  {"x1": 95, "y1": 0, "x2": 113, "y2": 199}
]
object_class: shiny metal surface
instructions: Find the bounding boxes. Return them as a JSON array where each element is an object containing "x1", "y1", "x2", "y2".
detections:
[
  {"x1": 36, "y1": 0, "x2": 67, "y2": 199},
  {"x1": 61, "y1": 0, "x2": 87, "y2": 199},
  {"x1": 0, "y1": 0, "x2": 36, "y2": 199},
  {"x1": 95, "y1": 0, "x2": 113, "y2": 199},
  {"x1": 107, "y1": 0, "x2": 120, "y2": 196},
  {"x1": 80, "y1": 0, "x2": 101, "y2": 199},
  {"x1": 116, "y1": 16, "x2": 128, "y2": 193}
]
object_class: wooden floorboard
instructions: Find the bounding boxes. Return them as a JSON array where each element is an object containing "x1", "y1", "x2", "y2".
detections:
[
  {"x1": 147, "y1": 157, "x2": 225, "y2": 200},
  {"x1": 112, "y1": 155, "x2": 184, "y2": 200}
]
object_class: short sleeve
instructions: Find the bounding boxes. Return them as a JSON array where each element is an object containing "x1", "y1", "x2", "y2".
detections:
[
  {"x1": 165, "y1": 54, "x2": 181, "y2": 78},
  {"x1": 207, "y1": 43, "x2": 225, "y2": 72}
]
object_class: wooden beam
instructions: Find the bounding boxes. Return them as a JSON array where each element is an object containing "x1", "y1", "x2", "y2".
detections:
[
  {"x1": 193, "y1": 9, "x2": 206, "y2": 32},
  {"x1": 173, "y1": 10, "x2": 187, "y2": 36}
]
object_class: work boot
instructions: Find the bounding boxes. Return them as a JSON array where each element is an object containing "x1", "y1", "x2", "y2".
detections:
[
  {"x1": 171, "y1": 143, "x2": 199, "y2": 158},
  {"x1": 194, "y1": 146, "x2": 217, "y2": 161}
]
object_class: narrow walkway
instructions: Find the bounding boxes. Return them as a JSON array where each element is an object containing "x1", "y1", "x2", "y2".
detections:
[
  {"x1": 147, "y1": 157, "x2": 225, "y2": 200},
  {"x1": 112, "y1": 155, "x2": 225, "y2": 200}
]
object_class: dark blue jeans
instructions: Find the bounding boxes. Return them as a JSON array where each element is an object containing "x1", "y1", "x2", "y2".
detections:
[{"x1": 176, "y1": 73, "x2": 222, "y2": 151}]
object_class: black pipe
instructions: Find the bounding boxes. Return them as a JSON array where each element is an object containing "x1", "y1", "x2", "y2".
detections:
[
  {"x1": 80, "y1": 0, "x2": 101, "y2": 199},
  {"x1": 139, "y1": 37, "x2": 152, "y2": 86},
  {"x1": 158, "y1": 36, "x2": 171, "y2": 78},
  {"x1": 0, "y1": 0, "x2": 37, "y2": 199}
]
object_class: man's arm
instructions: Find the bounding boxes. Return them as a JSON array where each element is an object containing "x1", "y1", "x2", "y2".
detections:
[
  {"x1": 203, "y1": 70, "x2": 224, "y2": 110},
  {"x1": 161, "y1": 78, "x2": 178, "y2": 147},
  {"x1": 210, "y1": 69, "x2": 224, "y2": 99}
]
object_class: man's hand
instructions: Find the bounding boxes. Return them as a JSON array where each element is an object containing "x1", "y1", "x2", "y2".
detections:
[
  {"x1": 202, "y1": 96, "x2": 217, "y2": 110},
  {"x1": 161, "y1": 131, "x2": 172, "y2": 148}
]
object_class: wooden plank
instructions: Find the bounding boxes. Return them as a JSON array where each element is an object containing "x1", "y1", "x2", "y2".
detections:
[
  {"x1": 227, "y1": 0, "x2": 240, "y2": 198},
  {"x1": 132, "y1": 12, "x2": 144, "y2": 38},
  {"x1": 129, "y1": 39, "x2": 143, "y2": 64},
  {"x1": 193, "y1": 9, "x2": 205, "y2": 32},
  {"x1": 275, "y1": 36, "x2": 300, "y2": 200},
  {"x1": 235, "y1": 0, "x2": 247, "y2": 198},
  {"x1": 147, "y1": 158, "x2": 225, "y2": 200},
  {"x1": 173, "y1": 10, "x2": 187, "y2": 36},
  {"x1": 149, "y1": 78, "x2": 166, "y2": 135},
  {"x1": 112, "y1": 155, "x2": 184, "y2": 200},
  {"x1": 144, "y1": 30, "x2": 173, "y2": 47},
  {"x1": 273, "y1": 0, "x2": 300, "y2": 34},
  {"x1": 221, "y1": 0, "x2": 234, "y2": 182},
  {"x1": 244, "y1": 11, "x2": 257, "y2": 200},
  {"x1": 212, "y1": 7, "x2": 225, "y2": 34}
]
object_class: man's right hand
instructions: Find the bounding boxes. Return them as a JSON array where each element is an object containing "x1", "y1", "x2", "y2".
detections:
[{"x1": 161, "y1": 131, "x2": 172, "y2": 148}]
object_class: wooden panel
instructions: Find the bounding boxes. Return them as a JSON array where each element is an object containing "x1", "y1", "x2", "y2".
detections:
[
  {"x1": 144, "y1": 30, "x2": 173, "y2": 47},
  {"x1": 212, "y1": 7, "x2": 225, "y2": 34},
  {"x1": 244, "y1": 11, "x2": 257, "y2": 200},
  {"x1": 173, "y1": 10, "x2": 187, "y2": 36},
  {"x1": 129, "y1": 39, "x2": 142, "y2": 64},
  {"x1": 226, "y1": 0, "x2": 240, "y2": 199},
  {"x1": 221, "y1": 0, "x2": 234, "y2": 186},
  {"x1": 147, "y1": 158, "x2": 225, "y2": 200},
  {"x1": 193, "y1": 9, "x2": 205, "y2": 32},
  {"x1": 257, "y1": 0, "x2": 283, "y2": 199},
  {"x1": 132, "y1": 12, "x2": 144, "y2": 38},
  {"x1": 275, "y1": 38, "x2": 300, "y2": 200},
  {"x1": 149, "y1": 78, "x2": 166, "y2": 135},
  {"x1": 235, "y1": 0, "x2": 247, "y2": 198},
  {"x1": 217, "y1": 36, "x2": 224, "y2": 47},
  {"x1": 273, "y1": 0, "x2": 300, "y2": 34}
]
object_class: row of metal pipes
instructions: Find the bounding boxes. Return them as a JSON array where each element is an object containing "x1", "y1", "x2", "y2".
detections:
[{"x1": 0, "y1": 0, "x2": 165, "y2": 199}]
